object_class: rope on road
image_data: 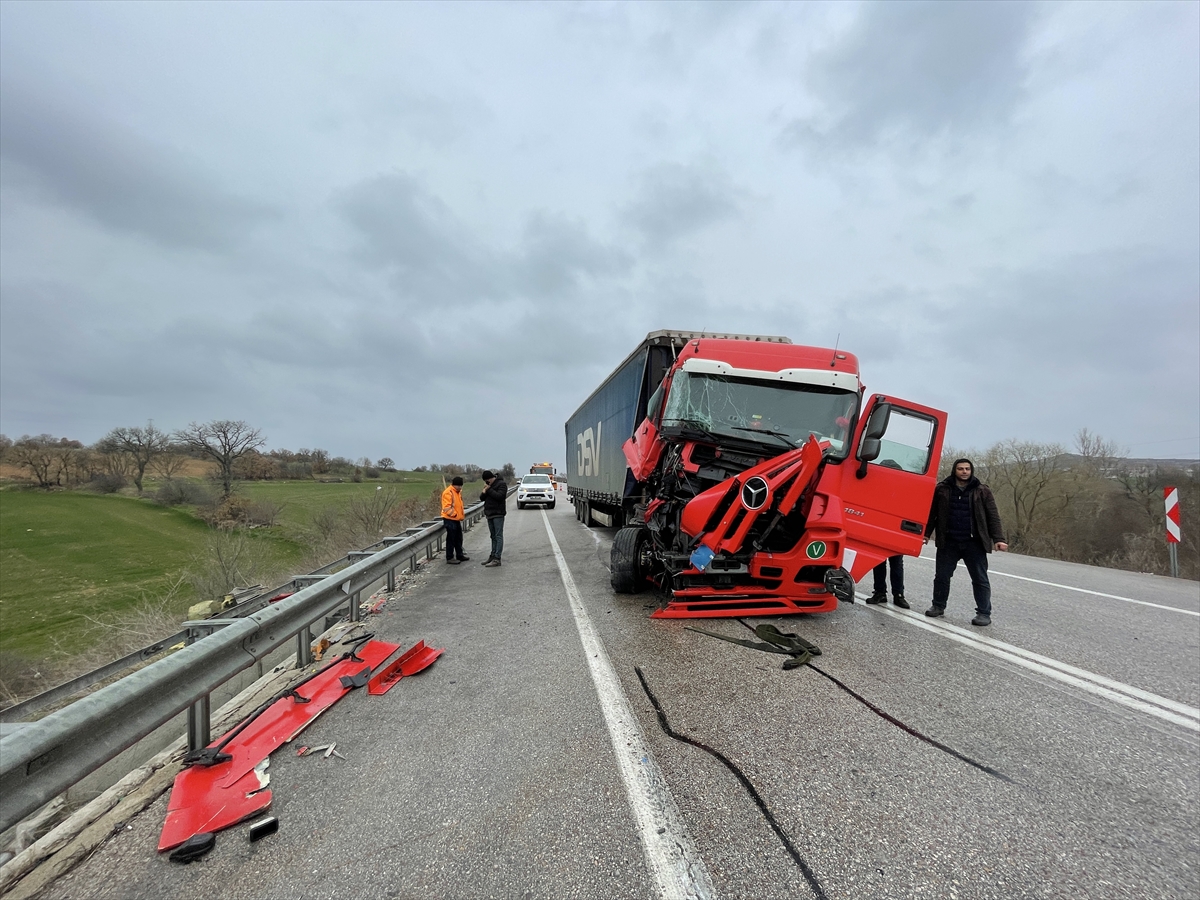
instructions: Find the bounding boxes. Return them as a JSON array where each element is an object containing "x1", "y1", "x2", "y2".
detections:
[
  {"x1": 806, "y1": 663, "x2": 1016, "y2": 785},
  {"x1": 721, "y1": 619, "x2": 1017, "y2": 785},
  {"x1": 634, "y1": 666, "x2": 829, "y2": 900}
]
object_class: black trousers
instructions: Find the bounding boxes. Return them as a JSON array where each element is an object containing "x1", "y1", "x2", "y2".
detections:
[
  {"x1": 443, "y1": 519, "x2": 465, "y2": 560},
  {"x1": 872, "y1": 555, "x2": 904, "y2": 594}
]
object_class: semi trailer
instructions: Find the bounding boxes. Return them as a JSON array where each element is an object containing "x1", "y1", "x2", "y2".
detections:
[{"x1": 565, "y1": 330, "x2": 946, "y2": 618}]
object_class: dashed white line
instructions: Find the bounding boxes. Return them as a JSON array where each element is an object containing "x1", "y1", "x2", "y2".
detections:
[{"x1": 542, "y1": 511, "x2": 715, "y2": 900}]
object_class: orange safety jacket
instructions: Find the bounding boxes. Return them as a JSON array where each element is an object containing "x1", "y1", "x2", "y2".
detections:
[{"x1": 440, "y1": 485, "x2": 465, "y2": 521}]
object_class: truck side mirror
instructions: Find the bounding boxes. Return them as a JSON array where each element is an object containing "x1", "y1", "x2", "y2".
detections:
[
  {"x1": 855, "y1": 402, "x2": 891, "y2": 477},
  {"x1": 861, "y1": 402, "x2": 891, "y2": 443}
]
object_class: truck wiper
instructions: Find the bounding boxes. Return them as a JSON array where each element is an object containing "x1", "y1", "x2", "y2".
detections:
[
  {"x1": 730, "y1": 426, "x2": 796, "y2": 449},
  {"x1": 662, "y1": 419, "x2": 717, "y2": 442}
]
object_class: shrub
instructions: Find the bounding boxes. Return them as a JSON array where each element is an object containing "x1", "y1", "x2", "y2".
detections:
[
  {"x1": 154, "y1": 480, "x2": 215, "y2": 506},
  {"x1": 89, "y1": 473, "x2": 127, "y2": 494},
  {"x1": 198, "y1": 495, "x2": 256, "y2": 528}
]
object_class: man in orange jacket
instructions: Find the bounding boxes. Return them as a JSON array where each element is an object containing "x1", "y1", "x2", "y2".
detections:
[{"x1": 441, "y1": 477, "x2": 468, "y2": 564}]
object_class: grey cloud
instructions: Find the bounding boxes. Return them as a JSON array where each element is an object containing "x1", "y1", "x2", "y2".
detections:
[
  {"x1": 789, "y1": 0, "x2": 1040, "y2": 150},
  {"x1": 513, "y1": 213, "x2": 632, "y2": 297},
  {"x1": 621, "y1": 162, "x2": 743, "y2": 250},
  {"x1": 0, "y1": 78, "x2": 272, "y2": 252},
  {"x1": 338, "y1": 173, "x2": 500, "y2": 305}
]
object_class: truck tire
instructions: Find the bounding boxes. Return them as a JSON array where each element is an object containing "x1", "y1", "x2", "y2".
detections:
[
  {"x1": 548, "y1": 500, "x2": 556, "y2": 509},
  {"x1": 581, "y1": 501, "x2": 592, "y2": 527},
  {"x1": 610, "y1": 526, "x2": 647, "y2": 593},
  {"x1": 517, "y1": 501, "x2": 526, "y2": 510}
]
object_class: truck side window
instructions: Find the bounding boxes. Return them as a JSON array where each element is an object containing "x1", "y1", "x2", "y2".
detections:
[
  {"x1": 872, "y1": 410, "x2": 935, "y2": 475},
  {"x1": 646, "y1": 381, "x2": 665, "y2": 424}
]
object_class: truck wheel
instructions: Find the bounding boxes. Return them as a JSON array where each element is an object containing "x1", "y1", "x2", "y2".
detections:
[
  {"x1": 548, "y1": 500, "x2": 556, "y2": 509},
  {"x1": 610, "y1": 526, "x2": 647, "y2": 593},
  {"x1": 581, "y1": 501, "x2": 592, "y2": 527},
  {"x1": 517, "y1": 501, "x2": 525, "y2": 510}
]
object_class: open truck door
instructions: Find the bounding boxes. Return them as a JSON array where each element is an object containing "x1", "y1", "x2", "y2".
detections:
[{"x1": 836, "y1": 394, "x2": 946, "y2": 581}]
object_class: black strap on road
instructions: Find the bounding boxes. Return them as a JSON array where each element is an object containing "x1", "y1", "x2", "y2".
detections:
[{"x1": 686, "y1": 624, "x2": 822, "y2": 670}]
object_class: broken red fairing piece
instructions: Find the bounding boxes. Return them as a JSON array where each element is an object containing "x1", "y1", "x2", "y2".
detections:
[
  {"x1": 158, "y1": 639, "x2": 399, "y2": 851},
  {"x1": 367, "y1": 640, "x2": 445, "y2": 695}
]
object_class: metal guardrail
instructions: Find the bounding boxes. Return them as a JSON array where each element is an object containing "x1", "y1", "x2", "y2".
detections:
[{"x1": 0, "y1": 496, "x2": 495, "y2": 832}]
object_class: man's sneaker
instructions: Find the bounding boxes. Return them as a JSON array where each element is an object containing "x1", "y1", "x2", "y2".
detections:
[
  {"x1": 481, "y1": 556, "x2": 494, "y2": 565},
  {"x1": 446, "y1": 559, "x2": 460, "y2": 565},
  {"x1": 971, "y1": 613, "x2": 991, "y2": 627},
  {"x1": 865, "y1": 591, "x2": 887, "y2": 605},
  {"x1": 893, "y1": 594, "x2": 910, "y2": 610},
  {"x1": 924, "y1": 606, "x2": 945, "y2": 618},
  {"x1": 458, "y1": 556, "x2": 470, "y2": 562},
  {"x1": 483, "y1": 559, "x2": 501, "y2": 567}
]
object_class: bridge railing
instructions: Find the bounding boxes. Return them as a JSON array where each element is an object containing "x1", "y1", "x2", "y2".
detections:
[{"x1": 0, "y1": 497, "x2": 494, "y2": 833}]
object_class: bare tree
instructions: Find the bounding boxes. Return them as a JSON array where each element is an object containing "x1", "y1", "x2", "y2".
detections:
[
  {"x1": 98, "y1": 422, "x2": 170, "y2": 493},
  {"x1": 1074, "y1": 428, "x2": 1124, "y2": 478},
  {"x1": 10, "y1": 435, "x2": 81, "y2": 488},
  {"x1": 175, "y1": 420, "x2": 265, "y2": 498},
  {"x1": 151, "y1": 448, "x2": 189, "y2": 482},
  {"x1": 980, "y1": 439, "x2": 1068, "y2": 548}
]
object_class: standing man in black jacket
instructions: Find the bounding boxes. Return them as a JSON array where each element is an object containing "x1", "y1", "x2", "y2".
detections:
[
  {"x1": 480, "y1": 470, "x2": 507, "y2": 567},
  {"x1": 924, "y1": 458, "x2": 1008, "y2": 626}
]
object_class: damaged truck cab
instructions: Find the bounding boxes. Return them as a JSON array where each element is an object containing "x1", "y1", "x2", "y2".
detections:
[{"x1": 566, "y1": 331, "x2": 946, "y2": 618}]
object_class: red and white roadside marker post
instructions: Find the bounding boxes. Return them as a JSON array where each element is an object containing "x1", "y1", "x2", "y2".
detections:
[{"x1": 1165, "y1": 486, "x2": 1181, "y2": 578}]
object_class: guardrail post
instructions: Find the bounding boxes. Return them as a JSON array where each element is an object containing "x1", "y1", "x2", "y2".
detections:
[
  {"x1": 349, "y1": 591, "x2": 361, "y2": 622},
  {"x1": 184, "y1": 625, "x2": 212, "y2": 752},
  {"x1": 386, "y1": 568, "x2": 396, "y2": 592},
  {"x1": 188, "y1": 694, "x2": 211, "y2": 753},
  {"x1": 297, "y1": 624, "x2": 313, "y2": 667}
]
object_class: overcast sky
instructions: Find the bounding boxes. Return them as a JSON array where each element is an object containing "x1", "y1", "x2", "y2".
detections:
[{"x1": 2, "y1": 0, "x2": 1197, "y2": 470}]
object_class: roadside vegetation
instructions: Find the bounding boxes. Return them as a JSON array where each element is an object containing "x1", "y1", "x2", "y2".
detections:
[
  {"x1": 938, "y1": 429, "x2": 1197, "y2": 581},
  {"x1": 2, "y1": 419, "x2": 1194, "y2": 708},
  {"x1": 0, "y1": 421, "x2": 518, "y2": 709}
]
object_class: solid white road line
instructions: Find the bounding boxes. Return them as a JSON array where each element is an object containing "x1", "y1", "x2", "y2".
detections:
[
  {"x1": 542, "y1": 512, "x2": 715, "y2": 900},
  {"x1": 912, "y1": 554, "x2": 1199, "y2": 617},
  {"x1": 859, "y1": 599, "x2": 1200, "y2": 732}
]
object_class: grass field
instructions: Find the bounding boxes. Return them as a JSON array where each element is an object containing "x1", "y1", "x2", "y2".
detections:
[
  {"x1": 235, "y1": 473, "x2": 452, "y2": 538},
  {"x1": 1, "y1": 492, "x2": 208, "y2": 659},
  {"x1": 0, "y1": 472, "x2": 464, "y2": 669}
]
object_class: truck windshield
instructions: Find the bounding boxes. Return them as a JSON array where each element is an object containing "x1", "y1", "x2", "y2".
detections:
[{"x1": 660, "y1": 372, "x2": 858, "y2": 458}]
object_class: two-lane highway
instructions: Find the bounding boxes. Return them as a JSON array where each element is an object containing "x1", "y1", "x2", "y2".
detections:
[{"x1": 44, "y1": 500, "x2": 1199, "y2": 900}]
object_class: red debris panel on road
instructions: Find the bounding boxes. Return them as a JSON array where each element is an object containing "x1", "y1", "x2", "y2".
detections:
[
  {"x1": 158, "y1": 639, "x2": 400, "y2": 851},
  {"x1": 367, "y1": 640, "x2": 445, "y2": 695}
]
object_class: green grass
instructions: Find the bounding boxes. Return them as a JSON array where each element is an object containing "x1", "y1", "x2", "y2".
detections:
[
  {"x1": 0, "y1": 472, "x2": 458, "y2": 664},
  {"x1": 0, "y1": 490, "x2": 303, "y2": 660},
  {"x1": 236, "y1": 473, "x2": 451, "y2": 539}
]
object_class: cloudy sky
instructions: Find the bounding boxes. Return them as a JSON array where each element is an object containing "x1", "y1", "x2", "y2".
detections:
[{"x1": 2, "y1": 0, "x2": 1197, "y2": 470}]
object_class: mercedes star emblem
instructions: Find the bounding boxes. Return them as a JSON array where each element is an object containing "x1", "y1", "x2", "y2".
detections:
[{"x1": 741, "y1": 476, "x2": 769, "y2": 510}]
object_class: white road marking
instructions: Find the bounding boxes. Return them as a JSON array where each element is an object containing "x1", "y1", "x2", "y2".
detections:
[
  {"x1": 912, "y1": 554, "x2": 1199, "y2": 617},
  {"x1": 859, "y1": 598, "x2": 1200, "y2": 732},
  {"x1": 542, "y1": 512, "x2": 715, "y2": 900}
]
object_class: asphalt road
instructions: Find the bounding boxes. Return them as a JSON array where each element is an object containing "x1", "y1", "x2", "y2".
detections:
[{"x1": 45, "y1": 499, "x2": 1200, "y2": 900}]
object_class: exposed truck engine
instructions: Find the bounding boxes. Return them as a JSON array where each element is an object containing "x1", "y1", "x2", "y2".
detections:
[{"x1": 565, "y1": 331, "x2": 946, "y2": 618}]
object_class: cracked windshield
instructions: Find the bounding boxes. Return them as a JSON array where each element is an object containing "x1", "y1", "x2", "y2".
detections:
[{"x1": 661, "y1": 372, "x2": 858, "y2": 457}]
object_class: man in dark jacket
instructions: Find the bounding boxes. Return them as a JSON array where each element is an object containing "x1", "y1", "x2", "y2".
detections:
[
  {"x1": 924, "y1": 458, "x2": 1008, "y2": 626},
  {"x1": 479, "y1": 470, "x2": 507, "y2": 567}
]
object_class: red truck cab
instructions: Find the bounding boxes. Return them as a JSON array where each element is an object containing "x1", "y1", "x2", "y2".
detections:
[{"x1": 614, "y1": 337, "x2": 946, "y2": 617}]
